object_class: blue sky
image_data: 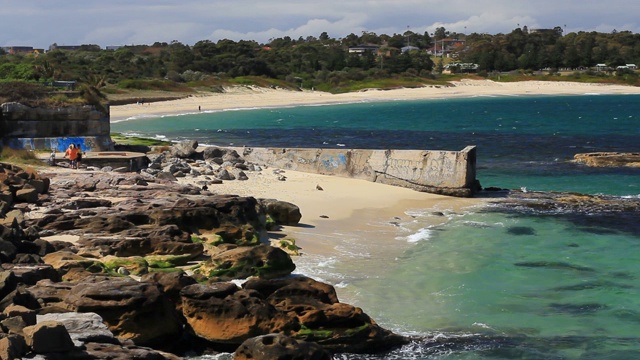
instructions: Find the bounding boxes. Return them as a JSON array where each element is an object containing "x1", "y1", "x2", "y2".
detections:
[{"x1": 2, "y1": 0, "x2": 639, "y2": 48}]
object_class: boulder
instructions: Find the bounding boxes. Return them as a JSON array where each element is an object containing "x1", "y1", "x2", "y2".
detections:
[
  {"x1": 140, "y1": 271, "x2": 197, "y2": 306},
  {"x1": 1, "y1": 315, "x2": 30, "y2": 335},
  {"x1": 25, "y1": 278, "x2": 74, "y2": 308},
  {"x1": 0, "y1": 239, "x2": 18, "y2": 262},
  {"x1": 259, "y1": 199, "x2": 302, "y2": 225},
  {"x1": 180, "y1": 283, "x2": 298, "y2": 344},
  {"x1": 244, "y1": 276, "x2": 409, "y2": 353},
  {"x1": 15, "y1": 187, "x2": 39, "y2": 203},
  {"x1": 8, "y1": 264, "x2": 61, "y2": 285},
  {"x1": 4, "y1": 304, "x2": 37, "y2": 326},
  {"x1": 23, "y1": 320, "x2": 75, "y2": 354},
  {"x1": 42, "y1": 251, "x2": 106, "y2": 275},
  {"x1": 63, "y1": 277, "x2": 183, "y2": 347},
  {"x1": 0, "y1": 334, "x2": 27, "y2": 360},
  {"x1": 197, "y1": 244, "x2": 295, "y2": 281},
  {"x1": 38, "y1": 312, "x2": 120, "y2": 346},
  {"x1": 171, "y1": 140, "x2": 199, "y2": 159},
  {"x1": 0, "y1": 210, "x2": 24, "y2": 227},
  {"x1": 0, "y1": 271, "x2": 19, "y2": 300},
  {"x1": 234, "y1": 333, "x2": 331, "y2": 360}
]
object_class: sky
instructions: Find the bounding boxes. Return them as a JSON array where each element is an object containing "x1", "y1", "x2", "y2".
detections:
[{"x1": 2, "y1": 0, "x2": 640, "y2": 49}]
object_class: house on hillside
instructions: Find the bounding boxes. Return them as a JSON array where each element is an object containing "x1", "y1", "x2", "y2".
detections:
[
  {"x1": 594, "y1": 64, "x2": 608, "y2": 71},
  {"x1": 48, "y1": 43, "x2": 101, "y2": 52},
  {"x1": 2, "y1": 46, "x2": 34, "y2": 54},
  {"x1": 427, "y1": 38, "x2": 466, "y2": 57}
]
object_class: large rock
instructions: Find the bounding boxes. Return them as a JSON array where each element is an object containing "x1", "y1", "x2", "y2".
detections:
[
  {"x1": 0, "y1": 334, "x2": 27, "y2": 360},
  {"x1": 23, "y1": 320, "x2": 75, "y2": 354},
  {"x1": 42, "y1": 251, "x2": 106, "y2": 275},
  {"x1": 197, "y1": 244, "x2": 295, "y2": 281},
  {"x1": 171, "y1": 140, "x2": 199, "y2": 158},
  {"x1": 140, "y1": 271, "x2": 197, "y2": 307},
  {"x1": 234, "y1": 333, "x2": 330, "y2": 360},
  {"x1": 259, "y1": 199, "x2": 302, "y2": 225},
  {"x1": 244, "y1": 276, "x2": 409, "y2": 353},
  {"x1": 0, "y1": 271, "x2": 19, "y2": 300},
  {"x1": 63, "y1": 277, "x2": 183, "y2": 347},
  {"x1": 7, "y1": 264, "x2": 61, "y2": 285},
  {"x1": 15, "y1": 186, "x2": 39, "y2": 203},
  {"x1": 77, "y1": 224, "x2": 203, "y2": 258},
  {"x1": 38, "y1": 312, "x2": 120, "y2": 346},
  {"x1": 180, "y1": 282, "x2": 298, "y2": 344}
]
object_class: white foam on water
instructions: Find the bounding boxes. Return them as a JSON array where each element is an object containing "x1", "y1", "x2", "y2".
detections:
[{"x1": 405, "y1": 227, "x2": 434, "y2": 243}]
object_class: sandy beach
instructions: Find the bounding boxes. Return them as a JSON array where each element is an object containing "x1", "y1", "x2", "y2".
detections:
[
  {"x1": 109, "y1": 79, "x2": 640, "y2": 256},
  {"x1": 175, "y1": 168, "x2": 482, "y2": 255},
  {"x1": 110, "y1": 79, "x2": 640, "y2": 122}
]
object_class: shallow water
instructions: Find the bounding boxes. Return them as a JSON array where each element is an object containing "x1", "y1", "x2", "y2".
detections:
[{"x1": 114, "y1": 94, "x2": 640, "y2": 359}]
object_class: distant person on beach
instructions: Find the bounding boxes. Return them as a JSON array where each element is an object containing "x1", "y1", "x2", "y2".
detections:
[
  {"x1": 198, "y1": 105, "x2": 201, "y2": 111},
  {"x1": 76, "y1": 143, "x2": 83, "y2": 168},
  {"x1": 63, "y1": 144, "x2": 79, "y2": 169}
]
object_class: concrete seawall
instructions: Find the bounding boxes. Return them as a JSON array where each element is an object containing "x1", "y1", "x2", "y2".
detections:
[
  {"x1": 235, "y1": 146, "x2": 478, "y2": 197},
  {"x1": 0, "y1": 102, "x2": 113, "y2": 152}
]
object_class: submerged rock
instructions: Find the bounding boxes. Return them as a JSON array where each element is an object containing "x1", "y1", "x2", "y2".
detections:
[{"x1": 574, "y1": 152, "x2": 640, "y2": 168}]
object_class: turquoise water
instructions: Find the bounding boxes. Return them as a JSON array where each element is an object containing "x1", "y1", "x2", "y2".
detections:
[{"x1": 114, "y1": 95, "x2": 640, "y2": 358}]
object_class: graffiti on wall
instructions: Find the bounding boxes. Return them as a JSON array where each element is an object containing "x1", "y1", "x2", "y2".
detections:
[
  {"x1": 320, "y1": 153, "x2": 347, "y2": 170},
  {"x1": 4, "y1": 137, "x2": 87, "y2": 152}
]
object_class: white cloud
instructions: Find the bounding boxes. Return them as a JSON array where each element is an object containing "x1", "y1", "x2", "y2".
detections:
[{"x1": 1, "y1": 1, "x2": 639, "y2": 48}]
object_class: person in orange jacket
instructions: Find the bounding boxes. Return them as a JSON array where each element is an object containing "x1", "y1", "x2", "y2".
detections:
[{"x1": 63, "y1": 144, "x2": 79, "y2": 169}]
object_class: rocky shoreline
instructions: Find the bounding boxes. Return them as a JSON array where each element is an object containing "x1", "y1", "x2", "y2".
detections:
[{"x1": 0, "y1": 143, "x2": 408, "y2": 359}]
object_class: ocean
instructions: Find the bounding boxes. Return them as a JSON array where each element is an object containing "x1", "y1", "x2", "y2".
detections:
[{"x1": 112, "y1": 94, "x2": 640, "y2": 359}]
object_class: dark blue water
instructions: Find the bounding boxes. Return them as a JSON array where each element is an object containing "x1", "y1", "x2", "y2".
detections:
[{"x1": 114, "y1": 95, "x2": 640, "y2": 359}]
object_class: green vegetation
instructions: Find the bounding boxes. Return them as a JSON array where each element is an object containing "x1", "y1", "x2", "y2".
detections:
[
  {"x1": 0, "y1": 148, "x2": 45, "y2": 166},
  {"x1": 118, "y1": 79, "x2": 192, "y2": 91},
  {"x1": 145, "y1": 254, "x2": 192, "y2": 268},
  {"x1": 278, "y1": 238, "x2": 300, "y2": 256},
  {"x1": 190, "y1": 234, "x2": 205, "y2": 243},
  {"x1": 264, "y1": 215, "x2": 277, "y2": 231},
  {"x1": 1, "y1": 27, "x2": 639, "y2": 106},
  {"x1": 101, "y1": 256, "x2": 149, "y2": 276},
  {"x1": 296, "y1": 325, "x2": 334, "y2": 340}
]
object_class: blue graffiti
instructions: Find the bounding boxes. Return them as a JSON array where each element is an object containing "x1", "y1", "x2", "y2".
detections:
[
  {"x1": 56, "y1": 137, "x2": 86, "y2": 152},
  {"x1": 320, "y1": 153, "x2": 347, "y2": 169},
  {"x1": 4, "y1": 137, "x2": 87, "y2": 152}
]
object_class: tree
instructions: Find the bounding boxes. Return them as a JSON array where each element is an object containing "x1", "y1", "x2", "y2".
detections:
[
  {"x1": 79, "y1": 74, "x2": 108, "y2": 112},
  {"x1": 34, "y1": 60, "x2": 58, "y2": 81},
  {"x1": 434, "y1": 27, "x2": 448, "y2": 39}
]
